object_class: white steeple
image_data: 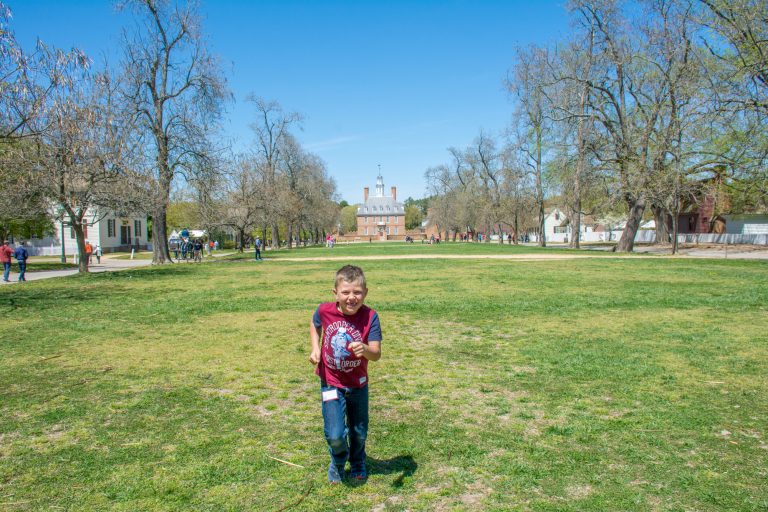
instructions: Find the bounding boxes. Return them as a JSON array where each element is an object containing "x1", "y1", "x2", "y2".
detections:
[{"x1": 375, "y1": 167, "x2": 385, "y2": 197}]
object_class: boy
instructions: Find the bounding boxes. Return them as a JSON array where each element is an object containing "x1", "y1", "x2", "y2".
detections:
[{"x1": 310, "y1": 265, "x2": 382, "y2": 483}]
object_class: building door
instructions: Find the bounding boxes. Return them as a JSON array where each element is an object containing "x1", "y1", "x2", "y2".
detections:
[{"x1": 121, "y1": 225, "x2": 132, "y2": 245}]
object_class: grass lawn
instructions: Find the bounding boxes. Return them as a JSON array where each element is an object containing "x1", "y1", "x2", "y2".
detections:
[
  {"x1": 1, "y1": 245, "x2": 766, "y2": 511},
  {"x1": 234, "y1": 241, "x2": 608, "y2": 261},
  {"x1": 19, "y1": 260, "x2": 78, "y2": 272}
]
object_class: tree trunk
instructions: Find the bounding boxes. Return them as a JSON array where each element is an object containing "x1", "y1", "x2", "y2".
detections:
[
  {"x1": 651, "y1": 203, "x2": 672, "y2": 244},
  {"x1": 271, "y1": 224, "x2": 280, "y2": 249},
  {"x1": 536, "y1": 128, "x2": 546, "y2": 248},
  {"x1": 514, "y1": 212, "x2": 519, "y2": 245},
  {"x1": 151, "y1": 203, "x2": 171, "y2": 264},
  {"x1": 671, "y1": 210, "x2": 680, "y2": 255},
  {"x1": 151, "y1": 169, "x2": 173, "y2": 264},
  {"x1": 71, "y1": 218, "x2": 88, "y2": 273},
  {"x1": 616, "y1": 194, "x2": 646, "y2": 252},
  {"x1": 286, "y1": 222, "x2": 293, "y2": 250}
]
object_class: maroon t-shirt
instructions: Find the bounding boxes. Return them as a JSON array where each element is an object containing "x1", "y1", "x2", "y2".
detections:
[{"x1": 313, "y1": 302, "x2": 382, "y2": 389}]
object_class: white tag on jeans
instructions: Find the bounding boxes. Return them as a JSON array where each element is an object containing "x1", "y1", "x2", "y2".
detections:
[
  {"x1": 322, "y1": 389, "x2": 338, "y2": 402},
  {"x1": 359, "y1": 376, "x2": 367, "y2": 385}
]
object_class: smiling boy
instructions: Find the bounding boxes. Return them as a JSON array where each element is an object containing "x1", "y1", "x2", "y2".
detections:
[{"x1": 310, "y1": 265, "x2": 382, "y2": 483}]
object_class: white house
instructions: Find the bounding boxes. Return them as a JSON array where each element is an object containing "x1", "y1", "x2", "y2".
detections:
[
  {"x1": 528, "y1": 208, "x2": 595, "y2": 243},
  {"x1": 26, "y1": 207, "x2": 150, "y2": 257}
]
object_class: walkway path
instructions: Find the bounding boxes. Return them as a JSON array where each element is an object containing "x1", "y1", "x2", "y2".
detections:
[{"x1": 0, "y1": 252, "x2": 235, "y2": 286}]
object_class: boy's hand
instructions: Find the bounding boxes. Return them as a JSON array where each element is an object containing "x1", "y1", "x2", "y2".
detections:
[
  {"x1": 348, "y1": 342, "x2": 366, "y2": 358},
  {"x1": 309, "y1": 348, "x2": 321, "y2": 365}
]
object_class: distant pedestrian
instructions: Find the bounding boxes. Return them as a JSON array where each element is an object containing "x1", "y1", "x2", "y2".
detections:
[
  {"x1": 214, "y1": 240, "x2": 219, "y2": 251},
  {"x1": 254, "y1": 236, "x2": 263, "y2": 260},
  {"x1": 186, "y1": 239, "x2": 195, "y2": 261},
  {"x1": 95, "y1": 244, "x2": 102, "y2": 264},
  {"x1": 13, "y1": 241, "x2": 28, "y2": 282},
  {"x1": 180, "y1": 238, "x2": 188, "y2": 261},
  {"x1": 1, "y1": 240, "x2": 14, "y2": 282},
  {"x1": 193, "y1": 239, "x2": 203, "y2": 262},
  {"x1": 85, "y1": 240, "x2": 94, "y2": 265},
  {"x1": 208, "y1": 240, "x2": 213, "y2": 256}
]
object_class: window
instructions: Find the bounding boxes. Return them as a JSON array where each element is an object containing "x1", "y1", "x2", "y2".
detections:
[
  {"x1": 395, "y1": 227, "x2": 398, "y2": 235},
  {"x1": 387, "y1": 206, "x2": 390, "y2": 212},
  {"x1": 386, "y1": 227, "x2": 390, "y2": 235},
  {"x1": 134, "y1": 220, "x2": 142, "y2": 240},
  {"x1": 107, "y1": 219, "x2": 115, "y2": 237}
]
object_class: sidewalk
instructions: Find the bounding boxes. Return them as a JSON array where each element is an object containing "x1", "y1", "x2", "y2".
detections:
[
  {"x1": 1, "y1": 255, "x2": 152, "y2": 285},
  {"x1": 1, "y1": 251, "x2": 238, "y2": 285}
]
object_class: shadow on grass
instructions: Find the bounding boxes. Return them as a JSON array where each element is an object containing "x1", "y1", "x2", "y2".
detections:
[{"x1": 363, "y1": 455, "x2": 418, "y2": 488}]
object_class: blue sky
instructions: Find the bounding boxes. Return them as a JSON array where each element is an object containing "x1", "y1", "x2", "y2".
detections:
[{"x1": 10, "y1": 0, "x2": 571, "y2": 203}]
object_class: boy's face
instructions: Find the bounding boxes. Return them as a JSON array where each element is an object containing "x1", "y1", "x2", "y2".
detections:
[{"x1": 333, "y1": 279, "x2": 367, "y2": 316}]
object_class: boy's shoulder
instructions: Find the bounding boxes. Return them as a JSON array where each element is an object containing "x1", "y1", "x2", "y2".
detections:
[{"x1": 315, "y1": 302, "x2": 377, "y2": 318}]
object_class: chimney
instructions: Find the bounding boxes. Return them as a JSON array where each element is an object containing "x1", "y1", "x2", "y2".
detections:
[
  {"x1": 364, "y1": 187, "x2": 369, "y2": 202},
  {"x1": 391, "y1": 186, "x2": 397, "y2": 201}
]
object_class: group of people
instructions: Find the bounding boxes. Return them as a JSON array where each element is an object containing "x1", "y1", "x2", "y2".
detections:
[
  {"x1": 173, "y1": 238, "x2": 213, "y2": 262},
  {"x1": 84, "y1": 241, "x2": 102, "y2": 264},
  {"x1": 325, "y1": 234, "x2": 337, "y2": 248},
  {"x1": 1, "y1": 240, "x2": 28, "y2": 282}
]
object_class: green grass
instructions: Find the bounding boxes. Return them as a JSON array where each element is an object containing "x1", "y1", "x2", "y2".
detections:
[
  {"x1": 232, "y1": 240, "x2": 615, "y2": 260},
  {"x1": 1, "y1": 246, "x2": 766, "y2": 511},
  {"x1": 16, "y1": 260, "x2": 78, "y2": 272}
]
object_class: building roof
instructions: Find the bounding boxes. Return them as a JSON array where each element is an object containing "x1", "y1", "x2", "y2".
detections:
[
  {"x1": 358, "y1": 196, "x2": 404, "y2": 215},
  {"x1": 356, "y1": 174, "x2": 404, "y2": 215}
]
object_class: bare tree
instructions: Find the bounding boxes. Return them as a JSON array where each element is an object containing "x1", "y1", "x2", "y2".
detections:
[
  {"x1": 219, "y1": 155, "x2": 262, "y2": 251},
  {"x1": 32, "y1": 64, "x2": 141, "y2": 273},
  {"x1": 119, "y1": 0, "x2": 228, "y2": 264},
  {"x1": 508, "y1": 46, "x2": 552, "y2": 246},
  {"x1": 0, "y1": 2, "x2": 91, "y2": 232},
  {"x1": 247, "y1": 96, "x2": 302, "y2": 249}
]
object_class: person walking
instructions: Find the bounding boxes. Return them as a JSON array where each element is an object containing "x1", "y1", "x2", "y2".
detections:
[
  {"x1": 1, "y1": 240, "x2": 14, "y2": 282},
  {"x1": 13, "y1": 241, "x2": 28, "y2": 282},
  {"x1": 95, "y1": 244, "x2": 102, "y2": 264},
  {"x1": 254, "y1": 236, "x2": 263, "y2": 261},
  {"x1": 84, "y1": 240, "x2": 94, "y2": 265}
]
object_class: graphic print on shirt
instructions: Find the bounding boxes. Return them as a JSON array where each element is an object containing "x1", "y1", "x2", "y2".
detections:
[{"x1": 324, "y1": 320, "x2": 363, "y2": 372}]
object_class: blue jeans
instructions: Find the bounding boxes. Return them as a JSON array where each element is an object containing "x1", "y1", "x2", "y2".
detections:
[
  {"x1": 17, "y1": 262, "x2": 26, "y2": 281},
  {"x1": 321, "y1": 383, "x2": 369, "y2": 474},
  {"x1": 2, "y1": 262, "x2": 10, "y2": 281}
]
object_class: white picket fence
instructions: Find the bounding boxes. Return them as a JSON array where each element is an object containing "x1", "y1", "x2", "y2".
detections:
[{"x1": 546, "y1": 231, "x2": 768, "y2": 245}]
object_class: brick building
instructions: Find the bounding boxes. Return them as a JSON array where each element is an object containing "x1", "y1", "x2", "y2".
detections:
[{"x1": 356, "y1": 174, "x2": 405, "y2": 240}]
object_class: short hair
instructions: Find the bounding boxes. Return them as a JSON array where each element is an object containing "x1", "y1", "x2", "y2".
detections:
[{"x1": 335, "y1": 265, "x2": 367, "y2": 288}]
